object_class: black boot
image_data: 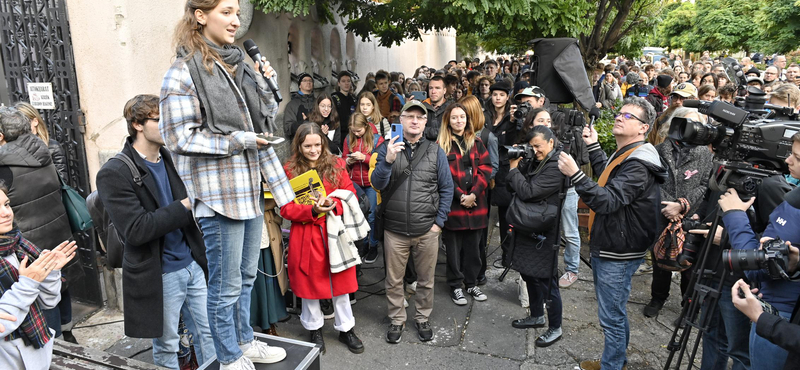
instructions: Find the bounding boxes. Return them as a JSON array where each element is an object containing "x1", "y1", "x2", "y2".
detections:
[
  {"x1": 338, "y1": 328, "x2": 364, "y2": 354},
  {"x1": 310, "y1": 330, "x2": 325, "y2": 354}
]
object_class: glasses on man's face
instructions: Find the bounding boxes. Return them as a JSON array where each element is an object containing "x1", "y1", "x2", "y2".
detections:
[
  {"x1": 400, "y1": 114, "x2": 426, "y2": 121},
  {"x1": 615, "y1": 112, "x2": 646, "y2": 124},
  {"x1": 765, "y1": 72, "x2": 777, "y2": 76}
]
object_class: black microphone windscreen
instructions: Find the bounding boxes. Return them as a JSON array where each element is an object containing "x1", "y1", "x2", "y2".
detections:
[
  {"x1": 243, "y1": 39, "x2": 259, "y2": 58},
  {"x1": 682, "y1": 99, "x2": 700, "y2": 108}
]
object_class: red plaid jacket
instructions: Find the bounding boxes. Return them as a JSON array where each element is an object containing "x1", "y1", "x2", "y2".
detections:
[{"x1": 443, "y1": 138, "x2": 492, "y2": 230}]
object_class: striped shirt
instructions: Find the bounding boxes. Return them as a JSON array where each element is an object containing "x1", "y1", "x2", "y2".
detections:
[{"x1": 159, "y1": 58, "x2": 294, "y2": 220}]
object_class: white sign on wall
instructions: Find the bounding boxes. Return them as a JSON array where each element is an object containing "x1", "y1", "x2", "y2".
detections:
[{"x1": 26, "y1": 83, "x2": 55, "y2": 110}]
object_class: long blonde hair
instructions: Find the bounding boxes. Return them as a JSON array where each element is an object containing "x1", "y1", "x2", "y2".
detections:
[
  {"x1": 356, "y1": 91, "x2": 383, "y2": 125},
  {"x1": 347, "y1": 113, "x2": 374, "y2": 153},
  {"x1": 14, "y1": 102, "x2": 48, "y2": 142},
  {"x1": 438, "y1": 103, "x2": 475, "y2": 155},
  {"x1": 457, "y1": 95, "x2": 485, "y2": 133},
  {"x1": 172, "y1": 0, "x2": 233, "y2": 75}
]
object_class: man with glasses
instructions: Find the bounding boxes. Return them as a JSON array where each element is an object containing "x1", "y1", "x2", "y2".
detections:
[
  {"x1": 371, "y1": 101, "x2": 453, "y2": 345},
  {"x1": 764, "y1": 66, "x2": 780, "y2": 89},
  {"x1": 557, "y1": 97, "x2": 667, "y2": 370}
]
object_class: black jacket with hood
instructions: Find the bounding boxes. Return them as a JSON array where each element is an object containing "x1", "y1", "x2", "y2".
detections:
[{"x1": 569, "y1": 141, "x2": 668, "y2": 260}]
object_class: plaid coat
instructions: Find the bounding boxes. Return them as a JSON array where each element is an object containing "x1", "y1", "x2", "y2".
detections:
[
  {"x1": 443, "y1": 137, "x2": 492, "y2": 230},
  {"x1": 159, "y1": 59, "x2": 294, "y2": 220}
]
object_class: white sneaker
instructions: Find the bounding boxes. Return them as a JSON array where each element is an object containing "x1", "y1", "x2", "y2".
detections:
[
  {"x1": 221, "y1": 356, "x2": 255, "y2": 370},
  {"x1": 242, "y1": 340, "x2": 287, "y2": 364},
  {"x1": 405, "y1": 281, "x2": 417, "y2": 295}
]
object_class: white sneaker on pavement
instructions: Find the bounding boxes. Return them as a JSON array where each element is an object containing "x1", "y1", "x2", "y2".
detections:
[
  {"x1": 242, "y1": 340, "x2": 286, "y2": 364},
  {"x1": 221, "y1": 356, "x2": 255, "y2": 370}
]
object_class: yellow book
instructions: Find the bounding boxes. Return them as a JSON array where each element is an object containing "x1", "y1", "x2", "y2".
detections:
[{"x1": 289, "y1": 170, "x2": 327, "y2": 215}]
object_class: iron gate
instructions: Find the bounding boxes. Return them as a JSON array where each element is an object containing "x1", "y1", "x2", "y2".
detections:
[{"x1": 0, "y1": 0, "x2": 102, "y2": 305}]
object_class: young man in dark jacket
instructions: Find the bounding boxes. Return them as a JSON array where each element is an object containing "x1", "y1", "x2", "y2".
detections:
[
  {"x1": 558, "y1": 97, "x2": 667, "y2": 370},
  {"x1": 96, "y1": 95, "x2": 214, "y2": 368}
]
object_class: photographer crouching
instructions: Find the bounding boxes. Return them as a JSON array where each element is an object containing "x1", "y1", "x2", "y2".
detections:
[
  {"x1": 506, "y1": 125, "x2": 566, "y2": 348},
  {"x1": 558, "y1": 97, "x2": 668, "y2": 370},
  {"x1": 717, "y1": 135, "x2": 800, "y2": 369}
]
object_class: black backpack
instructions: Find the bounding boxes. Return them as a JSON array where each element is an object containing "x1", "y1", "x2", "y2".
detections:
[{"x1": 87, "y1": 153, "x2": 142, "y2": 269}]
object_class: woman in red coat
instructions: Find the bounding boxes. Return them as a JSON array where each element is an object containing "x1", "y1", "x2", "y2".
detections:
[{"x1": 281, "y1": 122, "x2": 363, "y2": 355}]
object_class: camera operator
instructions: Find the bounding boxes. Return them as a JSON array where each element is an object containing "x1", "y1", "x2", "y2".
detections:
[
  {"x1": 517, "y1": 106, "x2": 589, "y2": 288},
  {"x1": 558, "y1": 97, "x2": 668, "y2": 370},
  {"x1": 731, "y1": 244, "x2": 800, "y2": 370},
  {"x1": 507, "y1": 125, "x2": 566, "y2": 347},
  {"x1": 716, "y1": 134, "x2": 800, "y2": 369}
]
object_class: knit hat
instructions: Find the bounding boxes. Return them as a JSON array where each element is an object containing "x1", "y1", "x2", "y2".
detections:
[
  {"x1": 625, "y1": 71, "x2": 640, "y2": 85},
  {"x1": 656, "y1": 75, "x2": 673, "y2": 88},
  {"x1": 297, "y1": 72, "x2": 312, "y2": 83},
  {"x1": 489, "y1": 80, "x2": 512, "y2": 95}
]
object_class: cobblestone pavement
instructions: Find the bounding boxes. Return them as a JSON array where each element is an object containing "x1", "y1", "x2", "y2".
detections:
[{"x1": 74, "y1": 210, "x2": 705, "y2": 369}]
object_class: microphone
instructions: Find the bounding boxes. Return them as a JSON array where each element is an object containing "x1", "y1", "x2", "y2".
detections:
[{"x1": 243, "y1": 39, "x2": 282, "y2": 103}]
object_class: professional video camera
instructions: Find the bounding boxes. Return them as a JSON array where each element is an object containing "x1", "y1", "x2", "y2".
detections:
[
  {"x1": 722, "y1": 238, "x2": 793, "y2": 280},
  {"x1": 677, "y1": 219, "x2": 708, "y2": 267}
]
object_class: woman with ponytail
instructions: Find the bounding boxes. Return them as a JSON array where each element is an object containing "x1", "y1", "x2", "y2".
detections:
[{"x1": 159, "y1": 1, "x2": 295, "y2": 368}]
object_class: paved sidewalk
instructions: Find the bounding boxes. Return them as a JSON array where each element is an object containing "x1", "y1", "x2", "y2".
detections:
[{"x1": 73, "y1": 213, "x2": 700, "y2": 369}]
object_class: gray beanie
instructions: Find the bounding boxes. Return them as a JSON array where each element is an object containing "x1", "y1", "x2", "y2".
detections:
[{"x1": 625, "y1": 71, "x2": 640, "y2": 85}]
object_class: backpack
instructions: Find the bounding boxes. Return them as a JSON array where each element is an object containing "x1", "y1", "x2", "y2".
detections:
[{"x1": 86, "y1": 153, "x2": 141, "y2": 269}]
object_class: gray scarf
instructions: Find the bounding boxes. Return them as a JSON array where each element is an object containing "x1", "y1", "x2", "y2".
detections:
[{"x1": 178, "y1": 38, "x2": 272, "y2": 134}]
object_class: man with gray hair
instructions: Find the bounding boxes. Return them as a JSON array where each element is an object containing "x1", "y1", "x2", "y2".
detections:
[
  {"x1": 557, "y1": 97, "x2": 668, "y2": 370},
  {"x1": 0, "y1": 106, "x2": 75, "y2": 341}
]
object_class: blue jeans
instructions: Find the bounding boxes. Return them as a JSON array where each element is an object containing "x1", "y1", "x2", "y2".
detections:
[
  {"x1": 153, "y1": 260, "x2": 214, "y2": 369},
  {"x1": 197, "y1": 214, "x2": 262, "y2": 365},
  {"x1": 591, "y1": 257, "x2": 642, "y2": 370},
  {"x1": 561, "y1": 188, "x2": 581, "y2": 274},
  {"x1": 700, "y1": 282, "x2": 751, "y2": 370},
  {"x1": 749, "y1": 310, "x2": 791, "y2": 370},
  {"x1": 354, "y1": 183, "x2": 378, "y2": 247}
]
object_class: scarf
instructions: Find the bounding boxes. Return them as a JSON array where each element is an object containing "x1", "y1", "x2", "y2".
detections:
[
  {"x1": 0, "y1": 229, "x2": 52, "y2": 349},
  {"x1": 178, "y1": 37, "x2": 273, "y2": 135}
]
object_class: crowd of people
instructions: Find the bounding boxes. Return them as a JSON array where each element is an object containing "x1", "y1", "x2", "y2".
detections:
[{"x1": 2, "y1": 1, "x2": 800, "y2": 370}]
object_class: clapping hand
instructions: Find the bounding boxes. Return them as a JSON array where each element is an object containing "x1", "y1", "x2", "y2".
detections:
[
  {"x1": 48, "y1": 240, "x2": 77, "y2": 271},
  {"x1": 0, "y1": 312, "x2": 16, "y2": 333}
]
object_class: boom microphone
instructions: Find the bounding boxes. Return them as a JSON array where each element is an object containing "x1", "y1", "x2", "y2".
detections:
[{"x1": 243, "y1": 39, "x2": 282, "y2": 103}]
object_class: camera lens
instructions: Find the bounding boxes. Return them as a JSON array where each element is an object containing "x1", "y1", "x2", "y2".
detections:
[
  {"x1": 669, "y1": 117, "x2": 723, "y2": 146},
  {"x1": 722, "y1": 249, "x2": 766, "y2": 272}
]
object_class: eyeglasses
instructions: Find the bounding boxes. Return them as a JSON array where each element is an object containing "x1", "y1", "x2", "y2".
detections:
[
  {"x1": 400, "y1": 114, "x2": 427, "y2": 121},
  {"x1": 615, "y1": 112, "x2": 646, "y2": 124}
]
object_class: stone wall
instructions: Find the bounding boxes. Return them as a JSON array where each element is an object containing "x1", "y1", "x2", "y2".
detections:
[{"x1": 65, "y1": 0, "x2": 455, "y2": 188}]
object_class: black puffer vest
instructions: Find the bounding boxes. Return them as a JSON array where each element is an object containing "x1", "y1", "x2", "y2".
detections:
[{"x1": 383, "y1": 139, "x2": 440, "y2": 237}]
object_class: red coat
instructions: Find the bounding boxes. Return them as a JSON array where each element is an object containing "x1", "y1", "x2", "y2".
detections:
[
  {"x1": 281, "y1": 157, "x2": 358, "y2": 299},
  {"x1": 342, "y1": 125, "x2": 383, "y2": 187}
]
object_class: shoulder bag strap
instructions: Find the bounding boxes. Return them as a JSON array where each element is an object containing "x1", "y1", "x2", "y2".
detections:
[{"x1": 111, "y1": 153, "x2": 143, "y2": 186}]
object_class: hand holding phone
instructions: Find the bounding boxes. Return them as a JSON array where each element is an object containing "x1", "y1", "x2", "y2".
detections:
[{"x1": 390, "y1": 124, "x2": 403, "y2": 144}]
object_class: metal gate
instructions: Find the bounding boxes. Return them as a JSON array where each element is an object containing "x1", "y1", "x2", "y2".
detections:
[{"x1": 0, "y1": 0, "x2": 102, "y2": 305}]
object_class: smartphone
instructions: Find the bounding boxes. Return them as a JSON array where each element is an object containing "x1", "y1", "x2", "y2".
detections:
[
  {"x1": 390, "y1": 123, "x2": 403, "y2": 143},
  {"x1": 256, "y1": 133, "x2": 285, "y2": 145},
  {"x1": 409, "y1": 91, "x2": 427, "y2": 101}
]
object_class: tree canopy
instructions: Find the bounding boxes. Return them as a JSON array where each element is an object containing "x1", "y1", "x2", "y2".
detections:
[
  {"x1": 251, "y1": 0, "x2": 662, "y2": 68},
  {"x1": 657, "y1": 0, "x2": 800, "y2": 55}
]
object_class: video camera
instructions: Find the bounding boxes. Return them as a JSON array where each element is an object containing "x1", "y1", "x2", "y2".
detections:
[{"x1": 513, "y1": 102, "x2": 532, "y2": 127}]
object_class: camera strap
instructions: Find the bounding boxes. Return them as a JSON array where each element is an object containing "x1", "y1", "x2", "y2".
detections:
[{"x1": 587, "y1": 144, "x2": 640, "y2": 234}]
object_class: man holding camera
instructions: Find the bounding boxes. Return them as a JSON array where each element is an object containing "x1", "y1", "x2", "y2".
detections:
[
  {"x1": 558, "y1": 97, "x2": 667, "y2": 370},
  {"x1": 716, "y1": 133, "x2": 800, "y2": 370}
]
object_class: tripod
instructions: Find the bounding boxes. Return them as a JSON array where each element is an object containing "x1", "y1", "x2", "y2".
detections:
[{"x1": 662, "y1": 206, "x2": 729, "y2": 369}]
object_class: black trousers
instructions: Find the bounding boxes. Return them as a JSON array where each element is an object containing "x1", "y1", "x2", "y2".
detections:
[
  {"x1": 521, "y1": 273, "x2": 562, "y2": 329},
  {"x1": 651, "y1": 262, "x2": 692, "y2": 303},
  {"x1": 498, "y1": 205, "x2": 511, "y2": 266},
  {"x1": 443, "y1": 229, "x2": 482, "y2": 289}
]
